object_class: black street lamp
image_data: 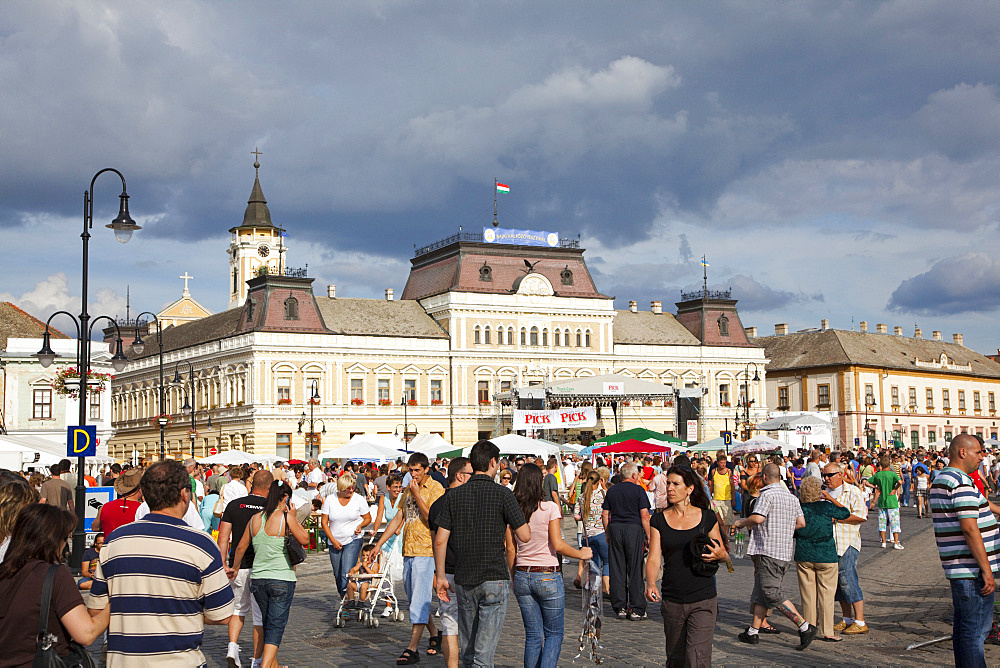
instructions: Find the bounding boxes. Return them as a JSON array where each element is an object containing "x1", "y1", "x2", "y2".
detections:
[
  {"x1": 740, "y1": 362, "x2": 761, "y2": 441},
  {"x1": 397, "y1": 394, "x2": 417, "y2": 453},
  {"x1": 35, "y1": 166, "x2": 139, "y2": 571},
  {"x1": 864, "y1": 395, "x2": 876, "y2": 448},
  {"x1": 297, "y1": 379, "x2": 325, "y2": 458},
  {"x1": 131, "y1": 312, "x2": 165, "y2": 460},
  {"x1": 171, "y1": 361, "x2": 212, "y2": 457}
]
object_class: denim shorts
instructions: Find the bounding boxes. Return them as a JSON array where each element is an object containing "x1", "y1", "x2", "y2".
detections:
[
  {"x1": 834, "y1": 546, "x2": 863, "y2": 604},
  {"x1": 250, "y1": 578, "x2": 296, "y2": 647},
  {"x1": 403, "y1": 556, "x2": 435, "y2": 624}
]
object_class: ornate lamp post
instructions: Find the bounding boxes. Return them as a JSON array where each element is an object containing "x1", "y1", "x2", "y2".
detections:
[
  {"x1": 396, "y1": 393, "x2": 418, "y2": 453},
  {"x1": 35, "y1": 167, "x2": 140, "y2": 570},
  {"x1": 740, "y1": 362, "x2": 761, "y2": 441},
  {"x1": 130, "y1": 312, "x2": 165, "y2": 460},
  {"x1": 298, "y1": 379, "x2": 325, "y2": 458}
]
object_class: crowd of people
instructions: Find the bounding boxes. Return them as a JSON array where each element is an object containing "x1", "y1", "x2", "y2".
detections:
[{"x1": 0, "y1": 436, "x2": 997, "y2": 666}]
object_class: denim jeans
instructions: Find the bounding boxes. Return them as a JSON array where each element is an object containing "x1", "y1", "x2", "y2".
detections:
[
  {"x1": 403, "y1": 556, "x2": 435, "y2": 624},
  {"x1": 250, "y1": 578, "x2": 296, "y2": 646},
  {"x1": 328, "y1": 537, "x2": 363, "y2": 596},
  {"x1": 587, "y1": 532, "x2": 610, "y2": 577},
  {"x1": 513, "y1": 570, "x2": 565, "y2": 668},
  {"x1": 901, "y1": 475, "x2": 911, "y2": 507},
  {"x1": 834, "y1": 546, "x2": 863, "y2": 604},
  {"x1": 951, "y1": 575, "x2": 994, "y2": 668},
  {"x1": 455, "y1": 579, "x2": 510, "y2": 667}
]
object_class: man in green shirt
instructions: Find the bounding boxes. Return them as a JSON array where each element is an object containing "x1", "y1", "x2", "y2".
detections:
[{"x1": 869, "y1": 456, "x2": 903, "y2": 549}]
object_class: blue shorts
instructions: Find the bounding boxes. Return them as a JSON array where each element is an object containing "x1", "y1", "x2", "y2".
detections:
[
  {"x1": 403, "y1": 556, "x2": 435, "y2": 624},
  {"x1": 835, "y1": 546, "x2": 863, "y2": 604}
]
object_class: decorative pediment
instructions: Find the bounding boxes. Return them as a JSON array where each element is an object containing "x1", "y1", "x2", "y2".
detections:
[
  {"x1": 553, "y1": 368, "x2": 574, "y2": 378},
  {"x1": 474, "y1": 366, "x2": 496, "y2": 376},
  {"x1": 374, "y1": 364, "x2": 397, "y2": 375},
  {"x1": 514, "y1": 273, "x2": 554, "y2": 297},
  {"x1": 400, "y1": 365, "x2": 423, "y2": 375},
  {"x1": 345, "y1": 363, "x2": 371, "y2": 374},
  {"x1": 426, "y1": 365, "x2": 447, "y2": 375},
  {"x1": 637, "y1": 369, "x2": 657, "y2": 379}
]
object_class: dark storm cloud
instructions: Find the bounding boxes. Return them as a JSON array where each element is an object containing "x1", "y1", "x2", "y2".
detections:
[{"x1": 888, "y1": 253, "x2": 1000, "y2": 315}]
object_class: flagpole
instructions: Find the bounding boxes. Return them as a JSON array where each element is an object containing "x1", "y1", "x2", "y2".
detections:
[{"x1": 493, "y1": 178, "x2": 499, "y2": 227}]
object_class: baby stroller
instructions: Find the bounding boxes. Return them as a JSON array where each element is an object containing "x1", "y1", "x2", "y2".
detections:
[{"x1": 333, "y1": 538, "x2": 403, "y2": 629}]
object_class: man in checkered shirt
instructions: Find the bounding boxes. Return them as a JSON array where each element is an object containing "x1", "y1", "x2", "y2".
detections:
[{"x1": 733, "y1": 463, "x2": 818, "y2": 650}]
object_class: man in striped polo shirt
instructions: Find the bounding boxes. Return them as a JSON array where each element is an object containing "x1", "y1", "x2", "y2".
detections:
[
  {"x1": 88, "y1": 460, "x2": 234, "y2": 667},
  {"x1": 930, "y1": 434, "x2": 1000, "y2": 668}
]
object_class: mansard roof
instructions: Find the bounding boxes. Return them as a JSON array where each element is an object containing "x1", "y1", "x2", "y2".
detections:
[
  {"x1": 316, "y1": 297, "x2": 448, "y2": 339},
  {"x1": 612, "y1": 310, "x2": 701, "y2": 345}
]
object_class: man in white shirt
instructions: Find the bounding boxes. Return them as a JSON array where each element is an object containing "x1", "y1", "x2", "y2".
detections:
[{"x1": 306, "y1": 459, "x2": 326, "y2": 490}]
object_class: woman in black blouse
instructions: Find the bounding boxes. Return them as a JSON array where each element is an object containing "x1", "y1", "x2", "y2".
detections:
[{"x1": 645, "y1": 465, "x2": 728, "y2": 667}]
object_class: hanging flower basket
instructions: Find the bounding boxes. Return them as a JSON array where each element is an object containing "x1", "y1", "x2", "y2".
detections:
[
  {"x1": 351, "y1": 398, "x2": 365, "y2": 406},
  {"x1": 150, "y1": 413, "x2": 172, "y2": 429},
  {"x1": 51, "y1": 366, "x2": 113, "y2": 399},
  {"x1": 407, "y1": 399, "x2": 419, "y2": 406},
  {"x1": 308, "y1": 397, "x2": 320, "y2": 405},
  {"x1": 277, "y1": 398, "x2": 292, "y2": 405},
  {"x1": 430, "y1": 399, "x2": 443, "y2": 405},
  {"x1": 379, "y1": 398, "x2": 393, "y2": 406}
]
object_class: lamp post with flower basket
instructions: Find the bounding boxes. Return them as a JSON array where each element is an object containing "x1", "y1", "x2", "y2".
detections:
[
  {"x1": 130, "y1": 312, "x2": 166, "y2": 460},
  {"x1": 34, "y1": 168, "x2": 139, "y2": 571},
  {"x1": 298, "y1": 379, "x2": 325, "y2": 458}
]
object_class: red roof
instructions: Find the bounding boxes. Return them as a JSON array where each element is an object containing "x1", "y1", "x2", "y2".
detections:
[{"x1": 592, "y1": 439, "x2": 670, "y2": 454}]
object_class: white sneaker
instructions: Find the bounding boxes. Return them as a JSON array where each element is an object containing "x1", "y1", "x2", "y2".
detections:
[
  {"x1": 880, "y1": 541, "x2": 887, "y2": 548},
  {"x1": 894, "y1": 543, "x2": 905, "y2": 550},
  {"x1": 381, "y1": 606, "x2": 393, "y2": 618},
  {"x1": 226, "y1": 643, "x2": 241, "y2": 668}
]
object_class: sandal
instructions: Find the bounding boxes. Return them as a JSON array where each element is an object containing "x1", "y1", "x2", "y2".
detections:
[
  {"x1": 397, "y1": 649, "x2": 421, "y2": 665},
  {"x1": 427, "y1": 631, "x2": 442, "y2": 656},
  {"x1": 820, "y1": 636, "x2": 843, "y2": 642},
  {"x1": 573, "y1": 577, "x2": 582, "y2": 589}
]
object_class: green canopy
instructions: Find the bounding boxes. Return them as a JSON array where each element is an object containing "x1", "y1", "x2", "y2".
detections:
[{"x1": 592, "y1": 427, "x2": 682, "y2": 448}]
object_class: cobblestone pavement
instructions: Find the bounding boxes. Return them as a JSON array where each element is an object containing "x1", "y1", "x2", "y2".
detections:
[{"x1": 88, "y1": 502, "x2": 997, "y2": 666}]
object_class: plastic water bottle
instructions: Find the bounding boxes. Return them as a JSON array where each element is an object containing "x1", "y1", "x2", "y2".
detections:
[{"x1": 733, "y1": 529, "x2": 748, "y2": 559}]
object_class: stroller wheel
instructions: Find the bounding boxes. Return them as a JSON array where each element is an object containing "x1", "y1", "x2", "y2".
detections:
[
  {"x1": 333, "y1": 617, "x2": 343, "y2": 629},
  {"x1": 394, "y1": 609, "x2": 404, "y2": 622},
  {"x1": 372, "y1": 617, "x2": 379, "y2": 629}
]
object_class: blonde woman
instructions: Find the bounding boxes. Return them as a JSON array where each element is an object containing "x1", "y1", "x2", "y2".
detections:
[{"x1": 321, "y1": 474, "x2": 372, "y2": 601}]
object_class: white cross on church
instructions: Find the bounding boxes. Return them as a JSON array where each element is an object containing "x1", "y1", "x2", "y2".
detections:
[{"x1": 180, "y1": 272, "x2": 194, "y2": 297}]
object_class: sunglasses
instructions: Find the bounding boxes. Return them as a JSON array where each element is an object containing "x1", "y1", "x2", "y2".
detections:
[{"x1": 821, "y1": 472, "x2": 840, "y2": 478}]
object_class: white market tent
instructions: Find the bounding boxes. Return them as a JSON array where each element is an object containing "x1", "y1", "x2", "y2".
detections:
[
  {"x1": 198, "y1": 450, "x2": 260, "y2": 465},
  {"x1": 317, "y1": 439, "x2": 402, "y2": 463},
  {"x1": 685, "y1": 436, "x2": 730, "y2": 453},
  {"x1": 489, "y1": 434, "x2": 562, "y2": 457},
  {"x1": 731, "y1": 435, "x2": 788, "y2": 456},
  {"x1": 408, "y1": 433, "x2": 456, "y2": 458},
  {"x1": 544, "y1": 374, "x2": 674, "y2": 398},
  {"x1": 756, "y1": 414, "x2": 832, "y2": 431}
]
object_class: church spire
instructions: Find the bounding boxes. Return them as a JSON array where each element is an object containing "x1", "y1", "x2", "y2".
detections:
[{"x1": 241, "y1": 147, "x2": 274, "y2": 228}]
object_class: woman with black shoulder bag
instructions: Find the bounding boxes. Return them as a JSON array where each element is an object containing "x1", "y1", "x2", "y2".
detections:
[{"x1": 0, "y1": 503, "x2": 109, "y2": 667}]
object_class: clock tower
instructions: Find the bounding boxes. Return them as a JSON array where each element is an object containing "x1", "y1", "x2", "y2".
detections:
[{"x1": 228, "y1": 154, "x2": 286, "y2": 309}]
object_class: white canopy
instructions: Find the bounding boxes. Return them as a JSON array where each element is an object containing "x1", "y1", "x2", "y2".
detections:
[
  {"x1": 489, "y1": 434, "x2": 561, "y2": 456},
  {"x1": 198, "y1": 450, "x2": 260, "y2": 465},
  {"x1": 317, "y1": 440, "x2": 402, "y2": 463},
  {"x1": 757, "y1": 414, "x2": 832, "y2": 431},
  {"x1": 685, "y1": 436, "x2": 730, "y2": 453},
  {"x1": 544, "y1": 373, "x2": 674, "y2": 398},
  {"x1": 731, "y1": 435, "x2": 786, "y2": 455},
  {"x1": 408, "y1": 433, "x2": 456, "y2": 458}
]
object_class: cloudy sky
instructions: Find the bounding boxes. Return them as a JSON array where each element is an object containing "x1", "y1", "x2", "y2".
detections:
[{"x1": 2, "y1": 1, "x2": 998, "y2": 351}]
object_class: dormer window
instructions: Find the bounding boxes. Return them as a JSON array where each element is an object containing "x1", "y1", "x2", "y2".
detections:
[
  {"x1": 284, "y1": 294, "x2": 299, "y2": 320},
  {"x1": 246, "y1": 299, "x2": 255, "y2": 320},
  {"x1": 560, "y1": 266, "x2": 573, "y2": 285},
  {"x1": 717, "y1": 314, "x2": 730, "y2": 337},
  {"x1": 480, "y1": 262, "x2": 493, "y2": 282}
]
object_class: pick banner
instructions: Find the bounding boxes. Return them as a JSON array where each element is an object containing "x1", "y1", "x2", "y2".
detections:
[{"x1": 514, "y1": 406, "x2": 597, "y2": 430}]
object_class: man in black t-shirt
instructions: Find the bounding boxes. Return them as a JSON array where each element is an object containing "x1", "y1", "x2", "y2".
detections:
[
  {"x1": 602, "y1": 461, "x2": 651, "y2": 620},
  {"x1": 218, "y1": 470, "x2": 271, "y2": 668}
]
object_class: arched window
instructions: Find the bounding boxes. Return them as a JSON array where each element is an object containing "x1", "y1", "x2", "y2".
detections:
[
  {"x1": 554, "y1": 330, "x2": 561, "y2": 346},
  {"x1": 542, "y1": 328, "x2": 549, "y2": 346},
  {"x1": 576, "y1": 330, "x2": 582, "y2": 347},
  {"x1": 474, "y1": 326, "x2": 481, "y2": 344},
  {"x1": 530, "y1": 327, "x2": 539, "y2": 346},
  {"x1": 284, "y1": 295, "x2": 299, "y2": 320},
  {"x1": 484, "y1": 325, "x2": 491, "y2": 344},
  {"x1": 585, "y1": 330, "x2": 592, "y2": 347},
  {"x1": 520, "y1": 328, "x2": 527, "y2": 346},
  {"x1": 507, "y1": 327, "x2": 515, "y2": 345},
  {"x1": 564, "y1": 329, "x2": 571, "y2": 347},
  {"x1": 717, "y1": 314, "x2": 730, "y2": 337}
]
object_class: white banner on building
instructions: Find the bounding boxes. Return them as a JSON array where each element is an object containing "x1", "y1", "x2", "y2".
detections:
[
  {"x1": 602, "y1": 382, "x2": 625, "y2": 395},
  {"x1": 686, "y1": 419, "x2": 698, "y2": 443},
  {"x1": 796, "y1": 425, "x2": 813, "y2": 435},
  {"x1": 514, "y1": 407, "x2": 597, "y2": 430}
]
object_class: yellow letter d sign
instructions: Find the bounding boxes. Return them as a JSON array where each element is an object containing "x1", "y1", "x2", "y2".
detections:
[{"x1": 67, "y1": 425, "x2": 97, "y2": 457}]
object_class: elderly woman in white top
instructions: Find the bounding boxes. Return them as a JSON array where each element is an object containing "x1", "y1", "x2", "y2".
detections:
[{"x1": 321, "y1": 474, "x2": 372, "y2": 600}]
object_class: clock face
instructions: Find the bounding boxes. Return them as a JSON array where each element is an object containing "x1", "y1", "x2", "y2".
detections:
[{"x1": 258, "y1": 245, "x2": 270, "y2": 257}]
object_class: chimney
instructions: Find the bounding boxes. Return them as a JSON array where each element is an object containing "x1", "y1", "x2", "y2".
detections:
[
  {"x1": 385, "y1": 288, "x2": 394, "y2": 301},
  {"x1": 953, "y1": 333, "x2": 964, "y2": 346},
  {"x1": 876, "y1": 323, "x2": 887, "y2": 334},
  {"x1": 650, "y1": 300, "x2": 662, "y2": 314},
  {"x1": 894, "y1": 326, "x2": 902, "y2": 336},
  {"x1": 775, "y1": 323, "x2": 788, "y2": 336},
  {"x1": 859, "y1": 321, "x2": 868, "y2": 333},
  {"x1": 820, "y1": 318, "x2": 829, "y2": 330},
  {"x1": 327, "y1": 284, "x2": 336, "y2": 298},
  {"x1": 629, "y1": 301, "x2": 638, "y2": 313},
  {"x1": 915, "y1": 327, "x2": 922, "y2": 339},
  {"x1": 932, "y1": 330, "x2": 942, "y2": 340},
  {"x1": 745, "y1": 326, "x2": 758, "y2": 338}
]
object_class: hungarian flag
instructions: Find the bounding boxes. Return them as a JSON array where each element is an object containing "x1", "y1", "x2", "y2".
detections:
[{"x1": 496, "y1": 183, "x2": 510, "y2": 193}]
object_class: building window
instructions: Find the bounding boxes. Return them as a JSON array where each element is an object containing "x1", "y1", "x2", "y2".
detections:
[
  {"x1": 33, "y1": 388, "x2": 52, "y2": 419},
  {"x1": 717, "y1": 314, "x2": 729, "y2": 337},
  {"x1": 817, "y1": 384, "x2": 830, "y2": 407},
  {"x1": 350, "y1": 378, "x2": 364, "y2": 402},
  {"x1": 864, "y1": 384, "x2": 875, "y2": 407},
  {"x1": 554, "y1": 330, "x2": 561, "y2": 346},
  {"x1": 560, "y1": 266, "x2": 573, "y2": 285},
  {"x1": 478, "y1": 380, "x2": 490, "y2": 404},
  {"x1": 891, "y1": 386, "x2": 899, "y2": 407},
  {"x1": 520, "y1": 328, "x2": 527, "y2": 346},
  {"x1": 585, "y1": 330, "x2": 592, "y2": 347},
  {"x1": 909, "y1": 387, "x2": 917, "y2": 409},
  {"x1": 777, "y1": 386, "x2": 789, "y2": 409},
  {"x1": 719, "y1": 383, "x2": 731, "y2": 407},
  {"x1": 958, "y1": 390, "x2": 966, "y2": 410},
  {"x1": 474, "y1": 326, "x2": 481, "y2": 344},
  {"x1": 276, "y1": 433, "x2": 291, "y2": 459},
  {"x1": 276, "y1": 378, "x2": 291, "y2": 403},
  {"x1": 944, "y1": 430, "x2": 953, "y2": 442},
  {"x1": 991, "y1": 392, "x2": 996, "y2": 412},
  {"x1": 484, "y1": 326, "x2": 491, "y2": 344},
  {"x1": 542, "y1": 329, "x2": 548, "y2": 346},
  {"x1": 926, "y1": 388, "x2": 934, "y2": 410},
  {"x1": 500, "y1": 380, "x2": 512, "y2": 393},
  {"x1": 974, "y1": 391, "x2": 981, "y2": 411},
  {"x1": 378, "y1": 379, "x2": 390, "y2": 403},
  {"x1": 529, "y1": 327, "x2": 538, "y2": 346},
  {"x1": 942, "y1": 389, "x2": 951, "y2": 410},
  {"x1": 911, "y1": 430, "x2": 919, "y2": 448},
  {"x1": 479, "y1": 263, "x2": 492, "y2": 282},
  {"x1": 928, "y1": 430, "x2": 937, "y2": 443},
  {"x1": 404, "y1": 379, "x2": 416, "y2": 403},
  {"x1": 507, "y1": 327, "x2": 514, "y2": 345},
  {"x1": 576, "y1": 330, "x2": 582, "y2": 347},
  {"x1": 430, "y1": 379, "x2": 442, "y2": 404},
  {"x1": 89, "y1": 391, "x2": 101, "y2": 420},
  {"x1": 284, "y1": 295, "x2": 299, "y2": 320}
]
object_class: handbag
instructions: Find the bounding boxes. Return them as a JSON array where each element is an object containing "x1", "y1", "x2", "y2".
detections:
[
  {"x1": 212, "y1": 494, "x2": 225, "y2": 518},
  {"x1": 283, "y1": 511, "x2": 306, "y2": 566},
  {"x1": 689, "y1": 510, "x2": 720, "y2": 577},
  {"x1": 32, "y1": 565, "x2": 96, "y2": 668}
]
